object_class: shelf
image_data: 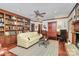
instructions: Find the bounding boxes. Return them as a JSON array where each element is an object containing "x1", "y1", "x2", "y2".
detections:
[
  {"x1": 17, "y1": 24, "x2": 23, "y2": 26},
  {"x1": 5, "y1": 24, "x2": 17, "y2": 26},
  {"x1": 17, "y1": 20, "x2": 24, "y2": 23},
  {"x1": 0, "y1": 26, "x2": 4, "y2": 28},
  {"x1": 0, "y1": 17, "x2": 4, "y2": 18},
  {"x1": 0, "y1": 9, "x2": 30, "y2": 46},
  {"x1": 5, "y1": 19, "x2": 16, "y2": 21},
  {"x1": 0, "y1": 22, "x2": 4, "y2": 23},
  {"x1": 6, "y1": 30, "x2": 17, "y2": 31},
  {"x1": 0, "y1": 30, "x2": 4, "y2": 32}
]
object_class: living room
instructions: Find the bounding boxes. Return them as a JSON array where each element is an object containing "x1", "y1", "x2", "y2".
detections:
[{"x1": 0, "y1": 3, "x2": 79, "y2": 56}]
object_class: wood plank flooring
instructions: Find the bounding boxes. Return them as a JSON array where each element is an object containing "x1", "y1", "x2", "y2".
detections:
[
  {"x1": 3, "y1": 43, "x2": 17, "y2": 56},
  {"x1": 58, "y1": 40, "x2": 68, "y2": 56},
  {"x1": 2, "y1": 40, "x2": 68, "y2": 56}
]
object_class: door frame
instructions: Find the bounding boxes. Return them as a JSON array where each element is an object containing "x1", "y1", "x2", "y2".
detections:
[{"x1": 48, "y1": 21, "x2": 57, "y2": 39}]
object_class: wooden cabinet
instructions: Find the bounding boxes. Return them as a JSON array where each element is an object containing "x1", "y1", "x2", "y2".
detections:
[
  {"x1": 0, "y1": 36, "x2": 5, "y2": 46},
  {"x1": 73, "y1": 20, "x2": 79, "y2": 32},
  {"x1": 10, "y1": 35, "x2": 17, "y2": 44},
  {"x1": 74, "y1": 23, "x2": 79, "y2": 32},
  {"x1": 0, "y1": 35, "x2": 17, "y2": 46},
  {"x1": 0, "y1": 9, "x2": 30, "y2": 47},
  {"x1": 72, "y1": 20, "x2": 79, "y2": 44},
  {"x1": 72, "y1": 33, "x2": 76, "y2": 44},
  {"x1": 5, "y1": 36, "x2": 11, "y2": 45}
]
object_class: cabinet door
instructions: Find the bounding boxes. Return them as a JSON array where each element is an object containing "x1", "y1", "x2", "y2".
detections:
[
  {"x1": 72, "y1": 33, "x2": 76, "y2": 44},
  {"x1": 0, "y1": 36, "x2": 5, "y2": 47},
  {"x1": 5, "y1": 36, "x2": 11, "y2": 45},
  {"x1": 74, "y1": 23, "x2": 79, "y2": 32},
  {"x1": 48, "y1": 22, "x2": 57, "y2": 37},
  {"x1": 10, "y1": 35, "x2": 17, "y2": 44}
]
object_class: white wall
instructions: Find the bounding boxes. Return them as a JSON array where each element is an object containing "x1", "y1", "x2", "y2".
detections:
[
  {"x1": 42, "y1": 21, "x2": 48, "y2": 31},
  {"x1": 42, "y1": 18, "x2": 68, "y2": 32},
  {"x1": 42, "y1": 20, "x2": 57, "y2": 31},
  {"x1": 57, "y1": 18, "x2": 68, "y2": 31},
  {"x1": 30, "y1": 17, "x2": 69, "y2": 33},
  {"x1": 67, "y1": 10, "x2": 76, "y2": 43}
]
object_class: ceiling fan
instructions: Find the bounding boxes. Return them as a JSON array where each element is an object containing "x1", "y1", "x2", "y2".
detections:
[{"x1": 34, "y1": 10, "x2": 46, "y2": 17}]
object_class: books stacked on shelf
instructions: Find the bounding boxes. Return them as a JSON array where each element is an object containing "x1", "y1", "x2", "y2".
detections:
[
  {"x1": 0, "y1": 18, "x2": 4, "y2": 22},
  {"x1": 17, "y1": 26, "x2": 23, "y2": 30},
  {"x1": 5, "y1": 26, "x2": 9, "y2": 30},
  {"x1": 5, "y1": 20, "x2": 11, "y2": 25},
  {"x1": 5, "y1": 26, "x2": 17, "y2": 31},
  {"x1": 0, "y1": 23, "x2": 4, "y2": 27},
  {"x1": 0, "y1": 14, "x2": 4, "y2": 23},
  {"x1": 0, "y1": 14, "x2": 3, "y2": 18},
  {"x1": 11, "y1": 16, "x2": 16, "y2": 20},
  {"x1": 0, "y1": 28, "x2": 4, "y2": 31},
  {"x1": 18, "y1": 18, "x2": 23, "y2": 22},
  {"x1": 17, "y1": 31, "x2": 23, "y2": 34},
  {"x1": 17, "y1": 22, "x2": 24, "y2": 26},
  {"x1": 0, "y1": 9, "x2": 30, "y2": 46},
  {"x1": 0, "y1": 14, "x2": 4, "y2": 36}
]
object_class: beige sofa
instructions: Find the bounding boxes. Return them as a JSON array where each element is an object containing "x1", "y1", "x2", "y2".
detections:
[{"x1": 17, "y1": 32, "x2": 42, "y2": 48}]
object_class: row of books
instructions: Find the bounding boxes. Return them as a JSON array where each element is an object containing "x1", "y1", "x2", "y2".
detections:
[
  {"x1": 5, "y1": 20, "x2": 24, "y2": 26},
  {"x1": 5, "y1": 26, "x2": 23, "y2": 30},
  {"x1": 0, "y1": 23, "x2": 4, "y2": 27},
  {"x1": 0, "y1": 28, "x2": 4, "y2": 31},
  {"x1": 0, "y1": 18, "x2": 4, "y2": 22},
  {"x1": 0, "y1": 14, "x2": 3, "y2": 18},
  {"x1": 5, "y1": 26, "x2": 17, "y2": 30},
  {"x1": 17, "y1": 27, "x2": 23, "y2": 30},
  {"x1": 16, "y1": 22, "x2": 24, "y2": 26},
  {"x1": 5, "y1": 15, "x2": 16, "y2": 20}
]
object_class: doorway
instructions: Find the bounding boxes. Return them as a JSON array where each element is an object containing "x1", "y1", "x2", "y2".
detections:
[
  {"x1": 31, "y1": 23, "x2": 35, "y2": 32},
  {"x1": 38, "y1": 24, "x2": 42, "y2": 34},
  {"x1": 48, "y1": 22, "x2": 57, "y2": 39}
]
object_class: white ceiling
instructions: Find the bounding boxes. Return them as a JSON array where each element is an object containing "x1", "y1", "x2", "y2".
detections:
[{"x1": 0, "y1": 3, "x2": 76, "y2": 20}]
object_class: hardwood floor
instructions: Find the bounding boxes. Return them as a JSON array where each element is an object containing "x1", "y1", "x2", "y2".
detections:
[
  {"x1": 58, "y1": 40, "x2": 68, "y2": 56},
  {"x1": 2, "y1": 40, "x2": 68, "y2": 56},
  {"x1": 3, "y1": 43, "x2": 17, "y2": 56}
]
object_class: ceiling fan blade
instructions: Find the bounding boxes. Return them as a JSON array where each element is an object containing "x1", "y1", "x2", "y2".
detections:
[
  {"x1": 39, "y1": 14, "x2": 44, "y2": 17},
  {"x1": 41, "y1": 12, "x2": 46, "y2": 14},
  {"x1": 34, "y1": 10, "x2": 46, "y2": 17}
]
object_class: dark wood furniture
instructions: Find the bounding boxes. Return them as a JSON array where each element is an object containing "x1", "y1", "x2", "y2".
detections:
[
  {"x1": 0, "y1": 9, "x2": 30, "y2": 47},
  {"x1": 38, "y1": 24, "x2": 42, "y2": 34},
  {"x1": 58, "y1": 30, "x2": 67, "y2": 42},
  {"x1": 72, "y1": 20, "x2": 79, "y2": 48},
  {"x1": 31, "y1": 23, "x2": 35, "y2": 32}
]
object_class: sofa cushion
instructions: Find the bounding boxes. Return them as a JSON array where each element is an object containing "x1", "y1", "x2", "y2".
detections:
[{"x1": 17, "y1": 32, "x2": 42, "y2": 48}]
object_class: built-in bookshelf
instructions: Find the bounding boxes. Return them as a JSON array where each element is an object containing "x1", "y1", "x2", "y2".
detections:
[
  {"x1": 0, "y1": 9, "x2": 30, "y2": 46},
  {"x1": 0, "y1": 13, "x2": 4, "y2": 36}
]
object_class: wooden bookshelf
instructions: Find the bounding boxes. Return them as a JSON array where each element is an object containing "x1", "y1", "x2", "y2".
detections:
[{"x1": 0, "y1": 9, "x2": 30, "y2": 47}]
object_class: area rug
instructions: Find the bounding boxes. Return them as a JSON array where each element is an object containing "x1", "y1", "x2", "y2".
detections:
[{"x1": 9, "y1": 40, "x2": 58, "y2": 56}]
